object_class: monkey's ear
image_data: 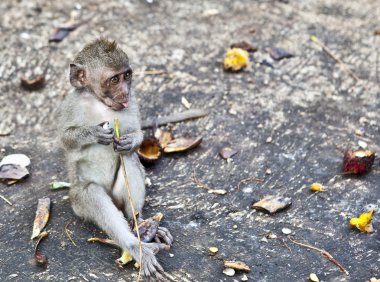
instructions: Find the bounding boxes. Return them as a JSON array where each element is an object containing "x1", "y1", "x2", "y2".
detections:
[{"x1": 70, "y1": 63, "x2": 87, "y2": 88}]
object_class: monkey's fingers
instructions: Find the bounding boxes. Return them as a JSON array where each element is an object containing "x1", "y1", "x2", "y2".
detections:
[{"x1": 157, "y1": 227, "x2": 174, "y2": 246}]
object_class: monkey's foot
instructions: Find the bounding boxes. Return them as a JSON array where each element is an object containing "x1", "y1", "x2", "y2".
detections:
[
  {"x1": 154, "y1": 226, "x2": 174, "y2": 246},
  {"x1": 116, "y1": 250, "x2": 133, "y2": 266}
]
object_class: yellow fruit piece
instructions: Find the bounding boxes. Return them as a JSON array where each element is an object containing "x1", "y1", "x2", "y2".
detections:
[
  {"x1": 349, "y1": 210, "x2": 374, "y2": 232},
  {"x1": 117, "y1": 250, "x2": 133, "y2": 265},
  {"x1": 224, "y1": 48, "x2": 249, "y2": 71},
  {"x1": 310, "y1": 183, "x2": 324, "y2": 192}
]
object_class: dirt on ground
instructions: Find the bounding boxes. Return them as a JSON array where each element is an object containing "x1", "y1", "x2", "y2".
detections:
[{"x1": 0, "y1": 0, "x2": 380, "y2": 281}]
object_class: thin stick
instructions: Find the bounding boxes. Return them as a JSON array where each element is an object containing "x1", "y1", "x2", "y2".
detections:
[
  {"x1": 310, "y1": 35, "x2": 361, "y2": 83},
  {"x1": 141, "y1": 109, "x2": 208, "y2": 129},
  {"x1": 0, "y1": 193, "x2": 13, "y2": 206},
  {"x1": 237, "y1": 177, "x2": 264, "y2": 191},
  {"x1": 64, "y1": 221, "x2": 77, "y2": 246},
  {"x1": 115, "y1": 118, "x2": 143, "y2": 281},
  {"x1": 192, "y1": 168, "x2": 213, "y2": 190},
  {"x1": 288, "y1": 236, "x2": 349, "y2": 275}
]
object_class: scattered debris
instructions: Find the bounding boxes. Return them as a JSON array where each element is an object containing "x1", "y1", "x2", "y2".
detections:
[
  {"x1": 141, "y1": 109, "x2": 208, "y2": 129},
  {"x1": 310, "y1": 35, "x2": 361, "y2": 83},
  {"x1": 193, "y1": 167, "x2": 227, "y2": 195},
  {"x1": 375, "y1": 30, "x2": 380, "y2": 36},
  {"x1": 223, "y1": 48, "x2": 249, "y2": 71},
  {"x1": 309, "y1": 273, "x2": 320, "y2": 282},
  {"x1": 358, "y1": 140, "x2": 368, "y2": 149},
  {"x1": 265, "y1": 168, "x2": 272, "y2": 175},
  {"x1": 31, "y1": 198, "x2": 51, "y2": 239},
  {"x1": 282, "y1": 228, "x2": 292, "y2": 235},
  {"x1": 223, "y1": 260, "x2": 251, "y2": 272},
  {"x1": 117, "y1": 250, "x2": 133, "y2": 266},
  {"x1": 242, "y1": 274, "x2": 249, "y2": 281},
  {"x1": 50, "y1": 181, "x2": 71, "y2": 189},
  {"x1": 343, "y1": 149, "x2": 375, "y2": 174},
  {"x1": 264, "y1": 231, "x2": 277, "y2": 239},
  {"x1": 0, "y1": 154, "x2": 30, "y2": 167},
  {"x1": 0, "y1": 193, "x2": 13, "y2": 206},
  {"x1": 252, "y1": 195, "x2": 292, "y2": 214},
  {"x1": 137, "y1": 138, "x2": 161, "y2": 163},
  {"x1": 203, "y1": 9, "x2": 220, "y2": 16},
  {"x1": 34, "y1": 231, "x2": 48, "y2": 267},
  {"x1": 230, "y1": 41, "x2": 258, "y2": 52},
  {"x1": 0, "y1": 164, "x2": 29, "y2": 181},
  {"x1": 237, "y1": 177, "x2": 264, "y2": 191},
  {"x1": 349, "y1": 210, "x2": 374, "y2": 233},
  {"x1": 370, "y1": 278, "x2": 380, "y2": 282},
  {"x1": 266, "y1": 136, "x2": 273, "y2": 143},
  {"x1": 49, "y1": 24, "x2": 79, "y2": 43},
  {"x1": 88, "y1": 237, "x2": 119, "y2": 248},
  {"x1": 133, "y1": 213, "x2": 165, "y2": 243},
  {"x1": 154, "y1": 128, "x2": 173, "y2": 149},
  {"x1": 20, "y1": 75, "x2": 45, "y2": 91},
  {"x1": 310, "y1": 183, "x2": 325, "y2": 192},
  {"x1": 181, "y1": 96, "x2": 192, "y2": 109},
  {"x1": 266, "y1": 47, "x2": 294, "y2": 61},
  {"x1": 219, "y1": 147, "x2": 238, "y2": 159},
  {"x1": 223, "y1": 268, "x2": 235, "y2": 277},
  {"x1": 163, "y1": 134, "x2": 202, "y2": 153},
  {"x1": 208, "y1": 246, "x2": 219, "y2": 256},
  {"x1": 288, "y1": 236, "x2": 349, "y2": 275}
]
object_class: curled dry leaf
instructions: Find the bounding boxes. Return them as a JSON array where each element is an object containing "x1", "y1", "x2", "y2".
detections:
[
  {"x1": 31, "y1": 198, "x2": 51, "y2": 239},
  {"x1": 133, "y1": 213, "x2": 164, "y2": 243},
  {"x1": 223, "y1": 260, "x2": 251, "y2": 272},
  {"x1": 154, "y1": 128, "x2": 173, "y2": 149},
  {"x1": 230, "y1": 41, "x2": 258, "y2": 52},
  {"x1": 219, "y1": 147, "x2": 238, "y2": 159},
  {"x1": 88, "y1": 237, "x2": 119, "y2": 248},
  {"x1": 343, "y1": 149, "x2": 375, "y2": 174},
  {"x1": 50, "y1": 181, "x2": 71, "y2": 189},
  {"x1": 223, "y1": 48, "x2": 249, "y2": 71},
  {"x1": 0, "y1": 154, "x2": 31, "y2": 167},
  {"x1": 163, "y1": 134, "x2": 202, "y2": 153},
  {"x1": 266, "y1": 47, "x2": 294, "y2": 61},
  {"x1": 34, "y1": 231, "x2": 48, "y2": 267},
  {"x1": 137, "y1": 138, "x2": 161, "y2": 162},
  {"x1": 252, "y1": 195, "x2": 292, "y2": 214},
  {"x1": 208, "y1": 246, "x2": 219, "y2": 255},
  {"x1": 0, "y1": 164, "x2": 29, "y2": 181},
  {"x1": 20, "y1": 75, "x2": 45, "y2": 91},
  {"x1": 349, "y1": 210, "x2": 374, "y2": 233}
]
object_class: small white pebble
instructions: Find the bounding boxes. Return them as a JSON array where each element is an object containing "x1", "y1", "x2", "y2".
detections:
[
  {"x1": 145, "y1": 177, "x2": 152, "y2": 187},
  {"x1": 265, "y1": 169, "x2": 272, "y2": 175},
  {"x1": 242, "y1": 274, "x2": 248, "y2": 281},
  {"x1": 282, "y1": 228, "x2": 292, "y2": 235},
  {"x1": 169, "y1": 253, "x2": 174, "y2": 257},
  {"x1": 223, "y1": 268, "x2": 235, "y2": 277},
  {"x1": 233, "y1": 225, "x2": 238, "y2": 229},
  {"x1": 358, "y1": 140, "x2": 367, "y2": 149},
  {"x1": 266, "y1": 137, "x2": 273, "y2": 143},
  {"x1": 62, "y1": 195, "x2": 69, "y2": 200}
]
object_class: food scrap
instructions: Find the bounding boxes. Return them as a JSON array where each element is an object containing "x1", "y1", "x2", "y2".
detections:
[
  {"x1": 31, "y1": 198, "x2": 51, "y2": 239},
  {"x1": 223, "y1": 260, "x2": 251, "y2": 272},
  {"x1": 154, "y1": 128, "x2": 173, "y2": 149},
  {"x1": 349, "y1": 210, "x2": 374, "y2": 233},
  {"x1": 309, "y1": 273, "x2": 320, "y2": 282},
  {"x1": 208, "y1": 246, "x2": 219, "y2": 256},
  {"x1": 137, "y1": 138, "x2": 161, "y2": 163},
  {"x1": 50, "y1": 181, "x2": 71, "y2": 189},
  {"x1": 343, "y1": 149, "x2": 375, "y2": 174},
  {"x1": 163, "y1": 134, "x2": 202, "y2": 153},
  {"x1": 252, "y1": 195, "x2": 292, "y2": 214},
  {"x1": 310, "y1": 183, "x2": 325, "y2": 192},
  {"x1": 266, "y1": 47, "x2": 294, "y2": 61},
  {"x1": 223, "y1": 48, "x2": 249, "y2": 71}
]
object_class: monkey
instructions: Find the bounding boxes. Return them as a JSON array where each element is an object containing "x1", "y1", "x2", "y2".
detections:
[{"x1": 58, "y1": 38, "x2": 173, "y2": 280}]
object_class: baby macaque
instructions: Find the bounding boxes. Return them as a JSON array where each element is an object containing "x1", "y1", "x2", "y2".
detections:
[{"x1": 59, "y1": 38, "x2": 173, "y2": 280}]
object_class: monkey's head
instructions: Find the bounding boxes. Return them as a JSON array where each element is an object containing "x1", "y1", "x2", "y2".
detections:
[{"x1": 70, "y1": 38, "x2": 132, "y2": 111}]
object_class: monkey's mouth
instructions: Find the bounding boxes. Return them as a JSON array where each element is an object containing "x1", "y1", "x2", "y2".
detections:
[{"x1": 121, "y1": 101, "x2": 129, "y2": 108}]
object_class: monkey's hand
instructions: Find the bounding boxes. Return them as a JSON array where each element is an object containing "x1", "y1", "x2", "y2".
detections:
[
  {"x1": 91, "y1": 123, "x2": 114, "y2": 145},
  {"x1": 113, "y1": 130, "x2": 143, "y2": 153},
  {"x1": 129, "y1": 242, "x2": 169, "y2": 280}
]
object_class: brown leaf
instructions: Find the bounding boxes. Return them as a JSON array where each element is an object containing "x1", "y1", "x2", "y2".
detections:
[
  {"x1": 219, "y1": 147, "x2": 238, "y2": 159},
  {"x1": 163, "y1": 135, "x2": 202, "y2": 153},
  {"x1": 0, "y1": 164, "x2": 29, "y2": 180},
  {"x1": 20, "y1": 75, "x2": 45, "y2": 91},
  {"x1": 34, "y1": 231, "x2": 48, "y2": 267},
  {"x1": 154, "y1": 128, "x2": 173, "y2": 149},
  {"x1": 31, "y1": 198, "x2": 51, "y2": 239},
  {"x1": 137, "y1": 138, "x2": 161, "y2": 162},
  {"x1": 230, "y1": 41, "x2": 258, "y2": 52},
  {"x1": 223, "y1": 260, "x2": 251, "y2": 272},
  {"x1": 252, "y1": 195, "x2": 292, "y2": 214}
]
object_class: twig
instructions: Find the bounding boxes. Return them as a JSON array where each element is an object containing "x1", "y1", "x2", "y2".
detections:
[
  {"x1": 0, "y1": 193, "x2": 13, "y2": 206},
  {"x1": 88, "y1": 237, "x2": 119, "y2": 249},
  {"x1": 310, "y1": 35, "x2": 361, "y2": 83},
  {"x1": 115, "y1": 118, "x2": 143, "y2": 282},
  {"x1": 141, "y1": 109, "x2": 208, "y2": 129},
  {"x1": 237, "y1": 177, "x2": 264, "y2": 191},
  {"x1": 288, "y1": 236, "x2": 349, "y2": 275},
  {"x1": 280, "y1": 238, "x2": 292, "y2": 253},
  {"x1": 64, "y1": 221, "x2": 77, "y2": 247},
  {"x1": 192, "y1": 168, "x2": 213, "y2": 190}
]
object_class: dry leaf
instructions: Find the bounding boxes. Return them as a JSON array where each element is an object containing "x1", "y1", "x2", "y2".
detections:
[
  {"x1": 154, "y1": 128, "x2": 173, "y2": 148},
  {"x1": 230, "y1": 41, "x2": 258, "y2": 52},
  {"x1": 219, "y1": 147, "x2": 238, "y2": 159},
  {"x1": 137, "y1": 138, "x2": 161, "y2": 162},
  {"x1": 31, "y1": 198, "x2": 51, "y2": 239},
  {"x1": 20, "y1": 75, "x2": 45, "y2": 91},
  {"x1": 163, "y1": 135, "x2": 202, "y2": 153},
  {"x1": 266, "y1": 47, "x2": 294, "y2": 61},
  {"x1": 0, "y1": 154, "x2": 31, "y2": 167},
  {"x1": 224, "y1": 260, "x2": 251, "y2": 272},
  {"x1": 343, "y1": 149, "x2": 375, "y2": 174},
  {"x1": 34, "y1": 231, "x2": 48, "y2": 267},
  {"x1": 0, "y1": 164, "x2": 29, "y2": 181},
  {"x1": 252, "y1": 195, "x2": 292, "y2": 214},
  {"x1": 133, "y1": 213, "x2": 164, "y2": 243},
  {"x1": 181, "y1": 96, "x2": 191, "y2": 109}
]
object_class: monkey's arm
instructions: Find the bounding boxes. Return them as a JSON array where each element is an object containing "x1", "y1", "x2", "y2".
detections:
[
  {"x1": 113, "y1": 129, "x2": 143, "y2": 153},
  {"x1": 61, "y1": 125, "x2": 114, "y2": 150}
]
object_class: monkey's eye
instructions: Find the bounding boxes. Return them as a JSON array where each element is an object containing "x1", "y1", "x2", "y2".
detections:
[
  {"x1": 124, "y1": 71, "x2": 132, "y2": 80},
  {"x1": 110, "y1": 76, "x2": 119, "y2": 84}
]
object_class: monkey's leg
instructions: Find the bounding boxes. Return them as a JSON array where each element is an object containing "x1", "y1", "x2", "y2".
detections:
[{"x1": 70, "y1": 183, "x2": 168, "y2": 279}]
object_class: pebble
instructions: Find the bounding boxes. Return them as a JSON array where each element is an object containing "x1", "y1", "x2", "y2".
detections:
[
  {"x1": 282, "y1": 228, "x2": 292, "y2": 235},
  {"x1": 223, "y1": 268, "x2": 235, "y2": 277}
]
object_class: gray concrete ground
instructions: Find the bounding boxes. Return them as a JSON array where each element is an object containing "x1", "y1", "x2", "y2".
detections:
[{"x1": 1, "y1": 0, "x2": 380, "y2": 281}]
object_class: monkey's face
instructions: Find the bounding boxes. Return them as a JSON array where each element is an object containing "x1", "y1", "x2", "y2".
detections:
[{"x1": 100, "y1": 67, "x2": 133, "y2": 111}]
